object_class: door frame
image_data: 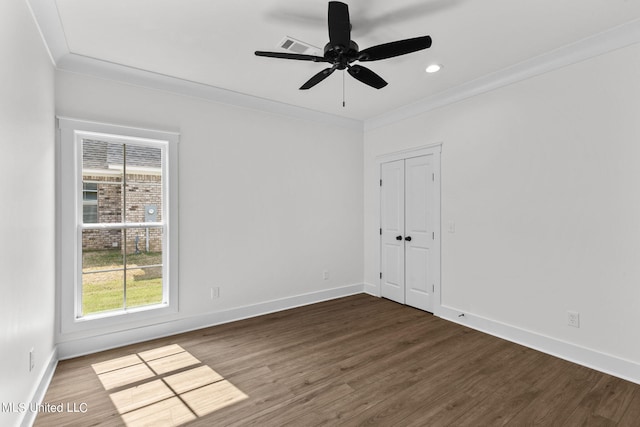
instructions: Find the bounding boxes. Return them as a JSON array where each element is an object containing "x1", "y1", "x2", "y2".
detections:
[{"x1": 375, "y1": 143, "x2": 442, "y2": 315}]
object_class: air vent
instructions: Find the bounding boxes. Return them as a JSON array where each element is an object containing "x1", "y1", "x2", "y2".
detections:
[{"x1": 278, "y1": 36, "x2": 321, "y2": 56}]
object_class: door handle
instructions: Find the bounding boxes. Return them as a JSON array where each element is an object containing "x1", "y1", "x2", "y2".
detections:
[
  {"x1": 396, "y1": 235, "x2": 402, "y2": 240},
  {"x1": 405, "y1": 236, "x2": 412, "y2": 242}
]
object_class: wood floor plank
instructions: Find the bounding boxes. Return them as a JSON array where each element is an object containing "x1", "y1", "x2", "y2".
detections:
[
  {"x1": 618, "y1": 388, "x2": 640, "y2": 427},
  {"x1": 35, "y1": 295, "x2": 640, "y2": 426},
  {"x1": 505, "y1": 364, "x2": 604, "y2": 425},
  {"x1": 452, "y1": 388, "x2": 543, "y2": 426},
  {"x1": 566, "y1": 375, "x2": 639, "y2": 425}
]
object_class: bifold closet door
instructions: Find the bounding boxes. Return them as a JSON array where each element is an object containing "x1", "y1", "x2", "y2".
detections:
[{"x1": 380, "y1": 155, "x2": 435, "y2": 312}]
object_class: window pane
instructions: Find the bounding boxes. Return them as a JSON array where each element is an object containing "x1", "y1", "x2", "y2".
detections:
[
  {"x1": 82, "y1": 139, "x2": 124, "y2": 224},
  {"x1": 82, "y1": 270, "x2": 125, "y2": 315},
  {"x1": 126, "y1": 265, "x2": 163, "y2": 309},
  {"x1": 82, "y1": 230, "x2": 126, "y2": 316},
  {"x1": 82, "y1": 228, "x2": 123, "y2": 252},
  {"x1": 125, "y1": 227, "x2": 163, "y2": 309},
  {"x1": 125, "y1": 144, "x2": 163, "y2": 223},
  {"x1": 82, "y1": 239, "x2": 124, "y2": 271}
]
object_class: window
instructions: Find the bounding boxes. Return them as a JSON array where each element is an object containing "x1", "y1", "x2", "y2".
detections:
[{"x1": 58, "y1": 118, "x2": 179, "y2": 332}]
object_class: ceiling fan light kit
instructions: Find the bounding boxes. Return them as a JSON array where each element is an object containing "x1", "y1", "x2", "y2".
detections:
[{"x1": 255, "y1": 1, "x2": 432, "y2": 92}]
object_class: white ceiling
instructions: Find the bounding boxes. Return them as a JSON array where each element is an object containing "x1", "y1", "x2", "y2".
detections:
[{"x1": 32, "y1": 0, "x2": 640, "y2": 121}]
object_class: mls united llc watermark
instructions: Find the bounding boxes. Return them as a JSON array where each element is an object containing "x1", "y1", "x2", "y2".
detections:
[{"x1": 2, "y1": 401, "x2": 88, "y2": 414}]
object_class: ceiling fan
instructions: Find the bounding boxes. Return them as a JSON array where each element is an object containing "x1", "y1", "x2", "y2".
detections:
[{"x1": 255, "y1": 1, "x2": 432, "y2": 90}]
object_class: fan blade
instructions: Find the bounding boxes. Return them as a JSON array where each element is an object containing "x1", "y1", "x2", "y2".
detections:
[
  {"x1": 255, "y1": 51, "x2": 328, "y2": 62},
  {"x1": 358, "y1": 36, "x2": 432, "y2": 61},
  {"x1": 347, "y1": 65, "x2": 387, "y2": 89},
  {"x1": 300, "y1": 66, "x2": 338, "y2": 90},
  {"x1": 328, "y1": 1, "x2": 351, "y2": 48}
]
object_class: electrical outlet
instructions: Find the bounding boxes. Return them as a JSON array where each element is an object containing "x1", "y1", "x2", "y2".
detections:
[
  {"x1": 567, "y1": 311, "x2": 580, "y2": 328},
  {"x1": 323, "y1": 270, "x2": 329, "y2": 280},
  {"x1": 210, "y1": 287, "x2": 220, "y2": 299},
  {"x1": 29, "y1": 348, "x2": 35, "y2": 372}
]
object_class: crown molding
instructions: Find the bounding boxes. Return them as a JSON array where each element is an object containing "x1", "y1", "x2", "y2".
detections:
[
  {"x1": 364, "y1": 18, "x2": 640, "y2": 132},
  {"x1": 25, "y1": 0, "x2": 68, "y2": 65}
]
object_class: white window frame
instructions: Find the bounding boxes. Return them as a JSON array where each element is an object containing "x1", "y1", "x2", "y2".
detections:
[{"x1": 58, "y1": 117, "x2": 179, "y2": 334}]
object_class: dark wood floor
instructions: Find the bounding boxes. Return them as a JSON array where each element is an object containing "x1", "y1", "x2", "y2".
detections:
[{"x1": 36, "y1": 294, "x2": 640, "y2": 426}]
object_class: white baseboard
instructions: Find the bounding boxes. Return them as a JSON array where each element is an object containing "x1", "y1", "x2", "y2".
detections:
[
  {"x1": 57, "y1": 283, "x2": 364, "y2": 360},
  {"x1": 20, "y1": 347, "x2": 58, "y2": 427},
  {"x1": 362, "y1": 282, "x2": 379, "y2": 297},
  {"x1": 438, "y1": 305, "x2": 640, "y2": 385}
]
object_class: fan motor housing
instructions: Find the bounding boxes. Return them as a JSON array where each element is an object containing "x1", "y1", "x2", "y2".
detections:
[{"x1": 324, "y1": 41, "x2": 359, "y2": 68}]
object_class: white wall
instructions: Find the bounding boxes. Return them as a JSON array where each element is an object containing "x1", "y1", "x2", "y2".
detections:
[
  {"x1": 364, "y1": 43, "x2": 640, "y2": 367},
  {"x1": 55, "y1": 71, "x2": 364, "y2": 355},
  {"x1": 0, "y1": 1, "x2": 56, "y2": 426}
]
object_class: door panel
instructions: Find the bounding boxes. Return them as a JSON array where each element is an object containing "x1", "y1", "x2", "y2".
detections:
[
  {"x1": 406, "y1": 246, "x2": 429, "y2": 293},
  {"x1": 382, "y1": 242, "x2": 404, "y2": 293},
  {"x1": 380, "y1": 160, "x2": 405, "y2": 304},
  {"x1": 405, "y1": 155, "x2": 434, "y2": 312}
]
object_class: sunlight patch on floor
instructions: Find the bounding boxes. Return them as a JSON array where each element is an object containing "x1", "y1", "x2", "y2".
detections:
[
  {"x1": 95, "y1": 362, "x2": 156, "y2": 390},
  {"x1": 91, "y1": 344, "x2": 248, "y2": 426}
]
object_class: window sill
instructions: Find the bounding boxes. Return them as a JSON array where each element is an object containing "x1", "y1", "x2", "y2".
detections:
[
  {"x1": 61, "y1": 300, "x2": 178, "y2": 336},
  {"x1": 77, "y1": 302, "x2": 169, "y2": 322}
]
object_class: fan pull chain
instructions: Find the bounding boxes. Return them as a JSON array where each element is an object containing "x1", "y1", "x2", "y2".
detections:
[{"x1": 342, "y1": 70, "x2": 346, "y2": 107}]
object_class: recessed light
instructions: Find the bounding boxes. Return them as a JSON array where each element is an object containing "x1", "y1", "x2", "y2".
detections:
[{"x1": 425, "y1": 64, "x2": 442, "y2": 73}]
